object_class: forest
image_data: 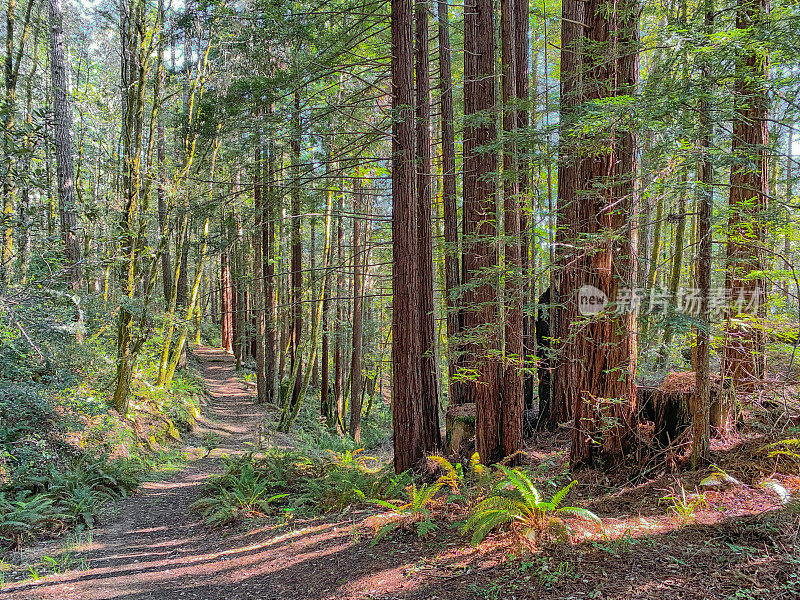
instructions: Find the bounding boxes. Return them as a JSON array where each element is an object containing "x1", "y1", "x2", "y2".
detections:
[{"x1": 0, "y1": 0, "x2": 799, "y2": 597}]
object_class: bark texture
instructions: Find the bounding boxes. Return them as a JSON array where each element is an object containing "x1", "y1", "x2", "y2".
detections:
[
  {"x1": 49, "y1": 0, "x2": 82, "y2": 289},
  {"x1": 392, "y1": 0, "x2": 424, "y2": 473}
]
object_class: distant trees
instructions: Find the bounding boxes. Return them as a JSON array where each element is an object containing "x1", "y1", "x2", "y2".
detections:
[{"x1": 1, "y1": 0, "x2": 796, "y2": 476}]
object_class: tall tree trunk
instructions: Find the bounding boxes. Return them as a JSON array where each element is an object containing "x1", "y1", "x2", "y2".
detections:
[
  {"x1": 416, "y1": 0, "x2": 441, "y2": 452},
  {"x1": 692, "y1": 0, "x2": 714, "y2": 467},
  {"x1": 113, "y1": 0, "x2": 149, "y2": 412},
  {"x1": 722, "y1": 0, "x2": 769, "y2": 395},
  {"x1": 501, "y1": 0, "x2": 524, "y2": 463},
  {"x1": 437, "y1": 0, "x2": 463, "y2": 407},
  {"x1": 2, "y1": 0, "x2": 33, "y2": 287},
  {"x1": 289, "y1": 90, "x2": 303, "y2": 410},
  {"x1": 157, "y1": 116, "x2": 172, "y2": 309},
  {"x1": 220, "y1": 210, "x2": 233, "y2": 352},
  {"x1": 785, "y1": 135, "x2": 793, "y2": 301},
  {"x1": 514, "y1": 0, "x2": 533, "y2": 412},
  {"x1": 321, "y1": 162, "x2": 334, "y2": 424},
  {"x1": 17, "y1": 4, "x2": 39, "y2": 283},
  {"x1": 48, "y1": 0, "x2": 82, "y2": 290},
  {"x1": 252, "y1": 122, "x2": 268, "y2": 404},
  {"x1": 334, "y1": 167, "x2": 345, "y2": 430},
  {"x1": 556, "y1": 0, "x2": 639, "y2": 467},
  {"x1": 264, "y1": 137, "x2": 279, "y2": 403},
  {"x1": 350, "y1": 178, "x2": 364, "y2": 442},
  {"x1": 463, "y1": 0, "x2": 501, "y2": 464},
  {"x1": 392, "y1": 0, "x2": 424, "y2": 473},
  {"x1": 176, "y1": 227, "x2": 189, "y2": 308}
]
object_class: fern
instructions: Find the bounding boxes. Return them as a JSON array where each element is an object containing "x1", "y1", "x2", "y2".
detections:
[
  {"x1": 762, "y1": 439, "x2": 800, "y2": 462},
  {"x1": 369, "y1": 482, "x2": 444, "y2": 545},
  {"x1": 192, "y1": 460, "x2": 289, "y2": 526},
  {"x1": 428, "y1": 456, "x2": 464, "y2": 493},
  {"x1": 462, "y1": 469, "x2": 600, "y2": 546},
  {"x1": 0, "y1": 492, "x2": 59, "y2": 548},
  {"x1": 660, "y1": 483, "x2": 706, "y2": 524}
]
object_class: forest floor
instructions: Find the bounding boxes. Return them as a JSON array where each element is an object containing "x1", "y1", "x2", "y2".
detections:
[{"x1": 3, "y1": 347, "x2": 800, "y2": 600}]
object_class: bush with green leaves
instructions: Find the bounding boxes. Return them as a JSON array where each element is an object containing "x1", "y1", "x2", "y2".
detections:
[
  {"x1": 192, "y1": 449, "x2": 413, "y2": 526},
  {"x1": 0, "y1": 453, "x2": 141, "y2": 549},
  {"x1": 462, "y1": 468, "x2": 601, "y2": 546}
]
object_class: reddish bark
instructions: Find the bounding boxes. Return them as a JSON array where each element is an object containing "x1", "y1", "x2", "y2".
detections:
[{"x1": 392, "y1": 0, "x2": 424, "y2": 473}]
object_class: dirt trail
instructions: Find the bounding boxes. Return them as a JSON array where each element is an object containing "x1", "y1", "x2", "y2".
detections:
[
  {"x1": 2, "y1": 348, "x2": 279, "y2": 600},
  {"x1": 3, "y1": 347, "x2": 485, "y2": 600}
]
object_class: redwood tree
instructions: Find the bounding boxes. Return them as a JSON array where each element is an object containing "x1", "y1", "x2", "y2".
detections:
[
  {"x1": 722, "y1": 0, "x2": 769, "y2": 397},
  {"x1": 416, "y1": 0, "x2": 441, "y2": 452},
  {"x1": 462, "y1": 0, "x2": 501, "y2": 465},
  {"x1": 555, "y1": 0, "x2": 640, "y2": 467},
  {"x1": 500, "y1": 0, "x2": 524, "y2": 463},
  {"x1": 437, "y1": 0, "x2": 463, "y2": 407},
  {"x1": 391, "y1": 0, "x2": 424, "y2": 473}
]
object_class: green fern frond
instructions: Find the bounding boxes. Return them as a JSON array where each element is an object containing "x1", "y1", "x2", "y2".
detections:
[
  {"x1": 496, "y1": 467, "x2": 542, "y2": 509},
  {"x1": 464, "y1": 509, "x2": 517, "y2": 545},
  {"x1": 554, "y1": 506, "x2": 601, "y2": 524},
  {"x1": 370, "y1": 520, "x2": 402, "y2": 546},
  {"x1": 429, "y1": 456, "x2": 463, "y2": 492},
  {"x1": 548, "y1": 480, "x2": 577, "y2": 511}
]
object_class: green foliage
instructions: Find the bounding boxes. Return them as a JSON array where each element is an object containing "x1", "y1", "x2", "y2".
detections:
[
  {"x1": 193, "y1": 448, "x2": 413, "y2": 527},
  {"x1": 468, "y1": 452, "x2": 493, "y2": 488},
  {"x1": 462, "y1": 468, "x2": 600, "y2": 546},
  {"x1": 160, "y1": 374, "x2": 204, "y2": 432},
  {"x1": 370, "y1": 481, "x2": 443, "y2": 544},
  {"x1": 0, "y1": 492, "x2": 59, "y2": 548},
  {"x1": 761, "y1": 439, "x2": 800, "y2": 463},
  {"x1": 288, "y1": 398, "x2": 392, "y2": 453},
  {"x1": 535, "y1": 558, "x2": 577, "y2": 588},
  {"x1": 428, "y1": 455, "x2": 464, "y2": 493},
  {"x1": 660, "y1": 482, "x2": 707, "y2": 523},
  {"x1": 591, "y1": 529, "x2": 637, "y2": 556},
  {"x1": 192, "y1": 460, "x2": 288, "y2": 527},
  {"x1": 294, "y1": 449, "x2": 409, "y2": 512},
  {"x1": 0, "y1": 296, "x2": 204, "y2": 549},
  {"x1": 0, "y1": 454, "x2": 141, "y2": 549}
]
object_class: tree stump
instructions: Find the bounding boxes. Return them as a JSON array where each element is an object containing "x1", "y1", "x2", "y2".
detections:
[
  {"x1": 445, "y1": 403, "x2": 476, "y2": 456},
  {"x1": 638, "y1": 371, "x2": 729, "y2": 447}
]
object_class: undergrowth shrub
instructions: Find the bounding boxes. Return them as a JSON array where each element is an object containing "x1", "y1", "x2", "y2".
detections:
[
  {"x1": 193, "y1": 448, "x2": 413, "y2": 526},
  {"x1": 0, "y1": 492, "x2": 60, "y2": 548},
  {"x1": 287, "y1": 392, "x2": 392, "y2": 453},
  {"x1": 0, "y1": 455, "x2": 140, "y2": 549},
  {"x1": 295, "y1": 449, "x2": 410, "y2": 512},
  {"x1": 192, "y1": 461, "x2": 288, "y2": 526}
]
